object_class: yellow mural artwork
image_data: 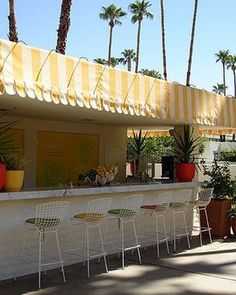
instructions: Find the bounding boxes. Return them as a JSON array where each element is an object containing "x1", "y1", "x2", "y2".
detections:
[{"x1": 36, "y1": 131, "x2": 99, "y2": 187}]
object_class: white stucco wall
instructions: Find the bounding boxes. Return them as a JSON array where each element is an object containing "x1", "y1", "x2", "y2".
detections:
[{"x1": 201, "y1": 141, "x2": 236, "y2": 163}]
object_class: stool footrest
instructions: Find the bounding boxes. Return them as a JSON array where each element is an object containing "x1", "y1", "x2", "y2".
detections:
[
  {"x1": 123, "y1": 245, "x2": 140, "y2": 251},
  {"x1": 89, "y1": 252, "x2": 107, "y2": 259},
  {"x1": 41, "y1": 260, "x2": 64, "y2": 267},
  {"x1": 193, "y1": 226, "x2": 212, "y2": 232}
]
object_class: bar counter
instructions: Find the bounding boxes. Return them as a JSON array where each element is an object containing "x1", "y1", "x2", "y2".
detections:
[
  {"x1": 0, "y1": 181, "x2": 200, "y2": 281},
  {"x1": 0, "y1": 181, "x2": 200, "y2": 201}
]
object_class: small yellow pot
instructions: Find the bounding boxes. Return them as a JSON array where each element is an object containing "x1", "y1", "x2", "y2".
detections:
[{"x1": 4, "y1": 170, "x2": 24, "y2": 192}]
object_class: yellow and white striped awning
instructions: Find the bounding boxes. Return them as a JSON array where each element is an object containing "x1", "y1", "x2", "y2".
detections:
[
  {"x1": 0, "y1": 39, "x2": 236, "y2": 128},
  {"x1": 128, "y1": 128, "x2": 236, "y2": 138},
  {"x1": 199, "y1": 128, "x2": 236, "y2": 136},
  {"x1": 127, "y1": 129, "x2": 170, "y2": 137}
]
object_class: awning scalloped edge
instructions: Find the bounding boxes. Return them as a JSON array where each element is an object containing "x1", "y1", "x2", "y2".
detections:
[
  {"x1": 0, "y1": 38, "x2": 235, "y2": 128},
  {"x1": 0, "y1": 77, "x2": 162, "y2": 118}
]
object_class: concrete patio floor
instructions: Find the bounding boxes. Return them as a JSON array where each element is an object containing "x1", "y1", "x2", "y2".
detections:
[{"x1": 1, "y1": 236, "x2": 236, "y2": 295}]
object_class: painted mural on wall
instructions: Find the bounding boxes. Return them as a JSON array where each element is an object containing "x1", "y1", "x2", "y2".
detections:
[{"x1": 36, "y1": 131, "x2": 99, "y2": 187}]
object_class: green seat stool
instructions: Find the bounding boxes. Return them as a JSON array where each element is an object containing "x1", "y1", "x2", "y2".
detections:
[
  {"x1": 108, "y1": 194, "x2": 143, "y2": 269},
  {"x1": 19, "y1": 201, "x2": 69, "y2": 289}
]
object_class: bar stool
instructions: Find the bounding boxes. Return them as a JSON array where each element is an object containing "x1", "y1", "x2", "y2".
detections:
[
  {"x1": 67, "y1": 198, "x2": 112, "y2": 278},
  {"x1": 19, "y1": 201, "x2": 69, "y2": 289},
  {"x1": 169, "y1": 189, "x2": 192, "y2": 252},
  {"x1": 140, "y1": 191, "x2": 173, "y2": 259},
  {"x1": 190, "y1": 188, "x2": 213, "y2": 246},
  {"x1": 108, "y1": 194, "x2": 143, "y2": 269}
]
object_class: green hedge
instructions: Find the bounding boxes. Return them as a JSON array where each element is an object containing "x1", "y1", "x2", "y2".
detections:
[{"x1": 219, "y1": 150, "x2": 236, "y2": 162}]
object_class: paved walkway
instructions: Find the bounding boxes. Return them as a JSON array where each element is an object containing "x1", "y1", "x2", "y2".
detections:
[{"x1": 1, "y1": 236, "x2": 236, "y2": 295}]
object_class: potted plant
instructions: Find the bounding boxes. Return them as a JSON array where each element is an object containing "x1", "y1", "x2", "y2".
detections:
[
  {"x1": 202, "y1": 160, "x2": 236, "y2": 238},
  {"x1": 127, "y1": 130, "x2": 149, "y2": 177},
  {"x1": 0, "y1": 110, "x2": 17, "y2": 190},
  {"x1": 172, "y1": 125, "x2": 202, "y2": 182},
  {"x1": 3, "y1": 153, "x2": 27, "y2": 192},
  {"x1": 229, "y1": 204, "x2": 236, "y2": 236}
]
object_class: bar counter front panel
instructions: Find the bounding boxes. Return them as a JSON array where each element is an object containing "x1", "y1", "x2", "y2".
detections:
[{"x1": 0, "y1": 182, "x2": 200, "y2": 281}]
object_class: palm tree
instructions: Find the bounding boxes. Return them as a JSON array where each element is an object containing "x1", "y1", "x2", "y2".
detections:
[
  {"x1": 110, "y1": 57, "x2": 120, "y2": 67},
  {"x1": 212, "y1": 83, "x2": 227, "y2": 95},
  {"x1": 226, "y1": 55, "x2": 236, "y2": 98},
  {"x1": 8, "y1": 0, "x2": 18, "y2": 42},
  {"x1": 99, "y1": 4, "x2": 126, "y2": 66},
  {"x1": 56, "y1": 0, "x2": 73, "y2": 55},
  {"x1": 160, "y1": 0, "x2": 167, "y2": 80},
  {"x1": 215, "y1": 49, "x2": 230, "y2": 96},
  {"x1": 119, "y1": 49, "x2": 136, "y2": 71},
  {"x1": 129, "y1": 1, "x2": 154, "y2": 73},
  {"x1": 186, "y1": 0, "x2": 199, "y2": 86},
  {"x1": 139, "y1": 68, "x2": 162, "y2": 79},
  {"x1": 93, "y1": 58, "x2": 107, "y2": 65}
]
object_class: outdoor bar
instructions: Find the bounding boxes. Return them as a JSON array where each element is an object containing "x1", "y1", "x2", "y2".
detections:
[{"x1": 0, "y1": 39, "x2": 236, "y2": 281}]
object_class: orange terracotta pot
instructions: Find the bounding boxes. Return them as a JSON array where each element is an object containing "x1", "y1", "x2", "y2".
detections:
[{"x1": 200, "y1": 199, "x2": 231, "y2": 238}]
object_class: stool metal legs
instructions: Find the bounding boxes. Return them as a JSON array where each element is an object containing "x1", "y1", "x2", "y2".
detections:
[
  {"x1": 83, "y1": 223, "x2": 108, "y2": 278},
  {"x1": 38, "y1": 231, "x2": 65, "y2": 289},
  {"x1": 119, "y1": 218, "x2": 141, "y2": 269},
  {"x1": 198, "y1": 206, "x2": 212, "y2": 246},
  {"x1": 155, "y1": 214, "x2": 170, "y2": 259},
  {"x1": 173, "y1": 211, "x2": 190, "y2": 253}
]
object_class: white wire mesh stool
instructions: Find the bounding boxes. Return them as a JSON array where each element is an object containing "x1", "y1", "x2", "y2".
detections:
[
  {"x1": 108, "y1": 194, "x2": 143, "y2": 269},
  {"x1": 67, "y1": 198, "x2": 112, "y2": 278},
  {"x1": 190, "y1": 187, "x2": 214, "y2": 246},
  {"x1": 19, "y1": 201, "x2": 69, "y2": 289},
  {"x1": 140, "y1": 191, "x2": 173, "y2": 259},
  {"x1": 169, "y1": 189, "x2": 193, "y2": 252}
]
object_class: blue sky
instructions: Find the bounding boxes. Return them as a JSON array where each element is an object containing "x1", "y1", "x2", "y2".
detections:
[{"x1": 0, "y1": 0, "x2": 236, "y2": 94}]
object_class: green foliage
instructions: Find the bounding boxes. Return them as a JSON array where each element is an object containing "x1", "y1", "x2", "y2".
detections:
[
  {"x1": 203, "y1": 160, "x2": 236, "y2": 200},
  {"x1": 139, "y1": 68, "x2": 162, "y2": 79},
  {"x1": 172, "y1": 125, "x2": 202, "y2": 164},
  {"x1": 0, "y1": 109, "x2": 17, "y2": 162},
  {"x1": 215, "y1": 49, "x2": 230, "y2": 65},
  {"x1": 99, "y1": 4, "x2": 127, "y2": 26},
  {"x1": 127, "y1": 130, "x2": 149, "y2": 163},
  {"x1": 212, "y1": 83, "x2": 227, "y2": 95},
  {"x1": 226, "y1": 54, "x2": 236, "y2": 71},
  {"x1": 93, "y1": 57, "x2": 120, "y2": 67},
  {"x1": 144, "y1": 136, "x2": 173, "y2": 163},
  {"x1": 119, "y1": 49, "x2": 136, "y2": 71},
  {"x1": 219, "y1": 150, "x2": 236, "y2": 162},
  {"x1": 93, "y1": 58, "x2": 107, "y2": 65},
  {"x1": 229, "y1": 204, "x2": 236, "y2": 218},
  {"x1": 127, "y1": 131, "x2": 173, "y2": 163},
  {"x1": 110, "y1": 57, "x2": 120, "y2": 67},
  {"x1": 129, "y1": 1, "x2": 154, "y2": 23},
  {"x1": 3, "y1": 153, "x2": 27, "y2": 170}
]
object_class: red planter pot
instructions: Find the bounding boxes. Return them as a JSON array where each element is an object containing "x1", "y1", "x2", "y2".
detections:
[
  {"x1": 0, "y1": 163, "x2": 6, "y2": 190},
  {"x1": 130, "y1": 161, "x2": 135, "y2": 176},
  {"x1": 176, "y1": 163, "x2": 195, "y2": 182}
]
